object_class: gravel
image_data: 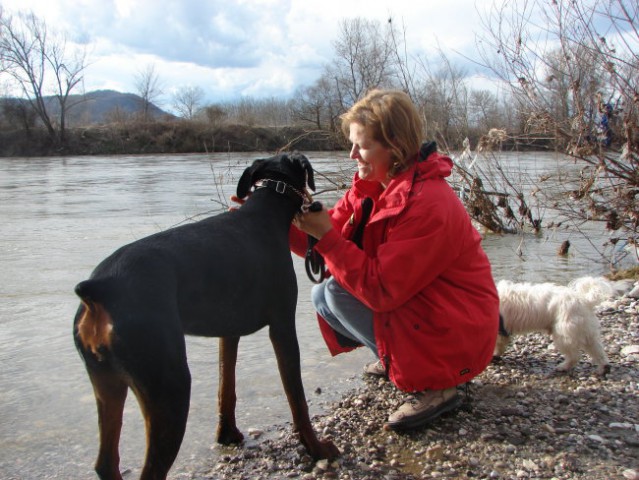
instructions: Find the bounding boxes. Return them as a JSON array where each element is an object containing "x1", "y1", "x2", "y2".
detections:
[{"x1": 176, "y1": 283, "x2": 638, "y2": 480}]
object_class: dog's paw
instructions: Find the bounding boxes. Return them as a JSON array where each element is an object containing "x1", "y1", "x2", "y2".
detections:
[
  {"x1": 311, "y1": 439, "x2": 340, "y2": 460},
  {"x1": 555, "y1": 359, "x2": 578, "y2": 373},
  {"x1": 550, "y1": 364, "x2": 578, "y2": 379},
  {"x1": 216, "y1": 424, "x2": 244, "y2": 445}
]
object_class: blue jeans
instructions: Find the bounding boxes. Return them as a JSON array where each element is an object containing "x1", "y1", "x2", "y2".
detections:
[{"x1": 311, "y1": 277, "x2": 378, "y2": 357}]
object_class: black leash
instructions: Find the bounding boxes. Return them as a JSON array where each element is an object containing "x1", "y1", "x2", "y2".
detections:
[
  {"x1": 304, "y1": 201, "x2": 326, "y2": 283},
  {"x1": 304, "y1": 198, "x2": 373, "y2": 284},
  {"x1": 305, "y1": 237, "x2": 326, "y2": 283}
]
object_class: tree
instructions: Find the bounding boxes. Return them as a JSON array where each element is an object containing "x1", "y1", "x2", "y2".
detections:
[
  {"x1": 172, "y1": 85, "x2": 204, "y2": 119},
  {"x1": 201, "y1": 104, "x2": 227, "y2": 127},
  {"x1": 293, "y1": 17, "x2": 402, "y2": 137},
  {"x1": 468, "y1": 89, "x2": 503, "y2": 132},
  {"x1": 477, "y1": 0, "x2": 639, "y2": 265},
  {"x1": 328, "y1": 17, "x2": 398, "y2": 110},
  {"x1": 291, "y1": 73, "x2": 340, "y2": 131},
  {"x1": 0, "y1": 9, "x2": 87, "y2": 145},
  {"x1": 134, "y1": 63, "x2": 163, "y2": 121},
  {"x1": 1, "y1": 97, "x2": 37, "y2": 132},
  {"x1": 414, "y1": 52, "x2": 472, "y2": 145}
]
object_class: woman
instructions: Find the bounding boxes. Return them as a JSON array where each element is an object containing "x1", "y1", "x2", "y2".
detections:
[{"x1": 290, "y1": 89, "x2": 499, "y2": 430}]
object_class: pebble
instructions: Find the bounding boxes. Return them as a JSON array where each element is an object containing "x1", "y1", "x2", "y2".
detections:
[
  {"x1": 610, "y1": 422, "x2": 635, "y2": 429},
  {"x1": 587, "y1": 434, "x2": 605, "y2": 443},
  {"x1": 426, "y1": 445, "x2": 444, "y2": 461},
  {"x1": 621, "y1": 345, "x2": 639, "y2": 356},
  {"x1": 627, "y1": 284, "x2": 639, "y2": 298},
  {"x1": 247, "y1": 428, "x2": 264, "y2": 439},
  {"x1": 623, "y1": 469, "x2": 639, "y2": 480}
]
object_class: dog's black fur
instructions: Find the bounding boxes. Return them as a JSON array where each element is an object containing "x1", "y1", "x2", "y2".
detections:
[{"x1": 73, "y1": 153, "x2": 339, "y2": 480}]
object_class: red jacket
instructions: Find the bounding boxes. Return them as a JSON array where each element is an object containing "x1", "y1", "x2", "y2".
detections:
[{"x1": 291, "y1": 151, "x2": 499, "y2": 392}]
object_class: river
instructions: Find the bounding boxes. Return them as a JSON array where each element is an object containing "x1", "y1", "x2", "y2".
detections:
[{"x1": 0, "y1": 151, "x2": 623, "y2": 479}]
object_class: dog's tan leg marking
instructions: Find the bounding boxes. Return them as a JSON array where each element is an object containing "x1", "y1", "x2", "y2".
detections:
[
  {"x1": 77, "y1": 300, "x2": 114, "y2": 360},
  {"x1": 135, "y1": 387, "x2": 189, "y2": 480},
  {"x1": 269, "y1": 327, "x2": 340, "y2": 460},
  {"x1": 91, "y1": 370, "x2": 127, "y2": 480},
  {"x1": 217, "y1": 336, "x2": 244, "y2": 444}
]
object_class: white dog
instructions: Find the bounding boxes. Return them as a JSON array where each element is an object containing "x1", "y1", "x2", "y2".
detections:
[{"x1": 495, "y1": 276, "x2": 615, "y2": 375}]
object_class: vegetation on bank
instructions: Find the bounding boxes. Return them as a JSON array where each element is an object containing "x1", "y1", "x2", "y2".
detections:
[
  {"x1": 0, "y1": 119, "x2": 558, "y2": 158},
  {"x1": 0, "y1": 122, "x2": 344, "y2": 157}
]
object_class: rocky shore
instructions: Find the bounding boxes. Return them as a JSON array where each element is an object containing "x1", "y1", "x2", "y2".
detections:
[{"x1": 181, "y1": 284, "x2": 638, "y2": 480}]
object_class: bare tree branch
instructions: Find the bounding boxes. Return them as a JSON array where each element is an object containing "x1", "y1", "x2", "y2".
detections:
[{"x1": 0, "y1": 9, "x2": 87, "y2": 146}]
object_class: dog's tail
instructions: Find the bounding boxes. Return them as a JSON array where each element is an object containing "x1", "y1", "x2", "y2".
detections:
[
  {"x1": 74, "y1": 279, "x2": 115, "y2": 361},
  {"x1": 568, "y1": 276, "x2": 615, "y2": 307}
]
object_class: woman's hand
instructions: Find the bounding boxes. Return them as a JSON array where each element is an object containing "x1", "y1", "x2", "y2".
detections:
[{"x1": 293, "y1": 206, "x2": 333, "y2": 240}]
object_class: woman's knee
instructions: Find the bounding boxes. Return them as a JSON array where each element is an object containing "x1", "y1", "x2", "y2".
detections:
[
  {"x1": 313, "y1": 278, "x2": 353, "y2": 323},
  {"x1": 311, "y1": 282, "x2": 327, "y2": 311},
  {"x1": 324, "y1": 276, "x2": 349, "y2": 301}
]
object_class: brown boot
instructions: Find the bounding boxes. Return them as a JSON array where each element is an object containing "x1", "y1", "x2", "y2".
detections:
[
  {"x1": 385, "y1": 387, "x2": 461, "y2": 430},
  {"x1": 363, "y1": 359, "x2": 386, "y2": 377}
]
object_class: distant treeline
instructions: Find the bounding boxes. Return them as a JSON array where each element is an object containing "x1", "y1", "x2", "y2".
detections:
[
  {"x1": 0, "y1": 119, "x2": 557, "y2": 158},
  {"x1": 0, "y1": 122, "x2": 347, "y2": 157}
]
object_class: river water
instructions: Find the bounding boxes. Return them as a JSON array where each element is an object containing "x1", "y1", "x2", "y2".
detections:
[{"x1": 0, "y1": 151, "x2": 623, "y2": 479}]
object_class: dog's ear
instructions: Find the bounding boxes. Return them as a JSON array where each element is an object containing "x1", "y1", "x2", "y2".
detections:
[
  {"x1": 236, "y1": 159, "x2": 265, "y2": 199},
  {"x1": 303, "y1": 156, "x2": 315, "y2": 192},
  {"x1": 291, "y1": 152, "x2": 315, "y2": 192}
]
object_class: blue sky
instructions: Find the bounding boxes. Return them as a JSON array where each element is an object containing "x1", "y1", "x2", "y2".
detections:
[{"x1": 2, "y1": 0, "x2": 497, "y2": 108}]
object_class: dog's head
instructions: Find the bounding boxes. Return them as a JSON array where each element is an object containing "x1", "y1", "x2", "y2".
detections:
[{"x1": 236, "y1": 152, "x2": 315, "y2": 201}]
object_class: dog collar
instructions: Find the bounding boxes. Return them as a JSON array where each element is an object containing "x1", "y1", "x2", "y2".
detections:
[{"x1": 253, "y1": 179, "x2": 309, "y2": 209}]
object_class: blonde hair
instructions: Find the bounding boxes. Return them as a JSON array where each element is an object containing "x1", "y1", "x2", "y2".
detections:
[{"x1": 340, "y1": 89, "x2": 423, "y2": 176}]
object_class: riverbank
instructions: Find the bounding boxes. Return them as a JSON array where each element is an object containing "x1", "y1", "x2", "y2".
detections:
[
  {"x1": 0, "y1": 123, "x2": 555, "y2": 158},
  {"x1": 0, "y1": 124, "x2": 344, "y2": 157},
  {"x1": 178, "y1": 283, "x2": 639, "y2": 480}
]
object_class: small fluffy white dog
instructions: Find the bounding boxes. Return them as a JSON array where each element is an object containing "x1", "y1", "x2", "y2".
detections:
[{"x1": 495, "y1": 276, "x2": 614, "y2": 375}]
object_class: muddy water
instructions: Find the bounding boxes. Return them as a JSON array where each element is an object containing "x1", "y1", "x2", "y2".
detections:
[{"x1": 0, "y1": 152, "x2": 615, "y2": 479}]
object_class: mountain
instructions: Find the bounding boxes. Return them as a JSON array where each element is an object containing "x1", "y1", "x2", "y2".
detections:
[
  {"x1": 59, "y1": 90, "x2": 174, "y2": 125},
  {"x1": 0, "y1": 90, "x2": 173, "y2": 126}
]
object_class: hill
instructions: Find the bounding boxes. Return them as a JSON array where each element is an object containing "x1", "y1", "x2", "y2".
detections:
[
  {"x1": 56, "y1": 89, "x2": 173, "y2": 125},
  {"x1": 1, "y1": 90, "x2": 173, "y2": 127}
]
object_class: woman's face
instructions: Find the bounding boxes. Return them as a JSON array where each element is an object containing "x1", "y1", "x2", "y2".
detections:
[{"x1": 348, "y1": 122, "x2": 393, "y2": 187}]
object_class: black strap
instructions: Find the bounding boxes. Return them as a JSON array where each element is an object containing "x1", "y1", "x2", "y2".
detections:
[
  {"x1": 419, "y1": 141, "x2": 437, "y2": 161},
  {"x1": 304, "y1": 197, "x2": 373, "y2": 284},
  {"x1": 254, "y1": 179, "x2": 305, "y2": 210},
  {"x1": 305, "y1": 235, "x2": 326, "y2": 284},
  {"x1": 351, "y1": 197, "x2": 373, "y2": 249},
  {"x1": 305, "y1": 202, "x2": 327, "y2": 284}
]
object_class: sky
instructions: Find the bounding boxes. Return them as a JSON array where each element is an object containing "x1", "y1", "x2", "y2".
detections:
[{"x1": 1, "y1": 0, "x2": 498, "y2": 110}]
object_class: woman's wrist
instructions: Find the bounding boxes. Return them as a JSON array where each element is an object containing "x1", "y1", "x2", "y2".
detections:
[{"x1": 313, "y1": 225, "x2": 333, "y2": 240}]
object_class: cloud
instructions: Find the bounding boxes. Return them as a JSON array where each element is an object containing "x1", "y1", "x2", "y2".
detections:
[
  {"x1": 1, "y1": 0, "x2": 497, "y2": 105},
  {"x1": 68, "y1": 0, "x2": 274, "y2": 68}
]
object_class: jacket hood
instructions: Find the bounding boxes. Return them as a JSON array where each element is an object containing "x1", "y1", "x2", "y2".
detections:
[
  {"x1": 417, "y1": 151, "x2": 453, "y2": 179},
  {"x1": 352, "y1": 150, "x2": 453, "y2": 194},
  {"x1": 350, "y1": 151, "x2": 454, "y2": 222}
]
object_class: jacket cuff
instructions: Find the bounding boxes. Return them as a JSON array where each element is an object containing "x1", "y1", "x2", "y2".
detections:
[{"x1": 315, "y1": 228, "x2": 341, "y2": 255}]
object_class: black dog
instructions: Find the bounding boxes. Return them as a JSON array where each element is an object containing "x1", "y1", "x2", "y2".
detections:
[{"x1": 73, "y1": 153, "x2": 339, "y2": 480}]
